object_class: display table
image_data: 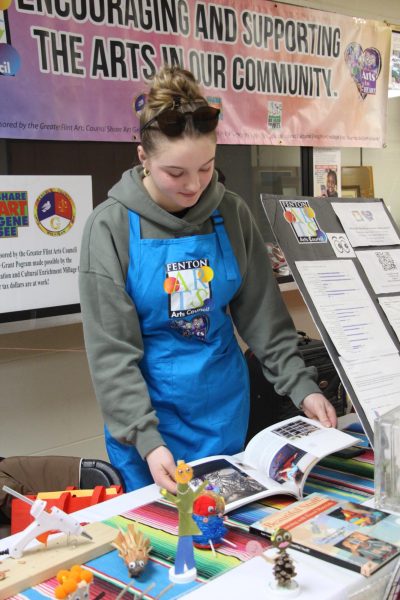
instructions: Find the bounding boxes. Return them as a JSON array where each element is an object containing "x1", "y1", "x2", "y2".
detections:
[
  {"x1": 0, "y1": 484, "x2": 381, "y2": 600},
  {"x1": 0, "y1": 421, "x2": 393, "y2": 600}
]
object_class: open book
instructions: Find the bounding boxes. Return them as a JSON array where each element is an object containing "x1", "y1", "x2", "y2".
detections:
[{"x1": 190, "y1": 416, "x2": 357, "y2": 513}]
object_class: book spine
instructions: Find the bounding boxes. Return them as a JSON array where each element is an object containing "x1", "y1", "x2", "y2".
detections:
[
  {"x1": 248, "y1": 526, "x2": 369, "y2": 576},
  {"x1": 248, "y1": 526, "x2": 271, "y2": 541}
]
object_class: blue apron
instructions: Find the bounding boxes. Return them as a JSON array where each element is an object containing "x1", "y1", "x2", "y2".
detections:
[{"x1": 105, "y1": 210, "x2": 250, "y2": 491}]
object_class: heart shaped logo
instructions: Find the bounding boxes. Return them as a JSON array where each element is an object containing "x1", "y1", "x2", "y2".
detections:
[{"x1": 344, "y1": 43, "x2": 382, "y2": 99}]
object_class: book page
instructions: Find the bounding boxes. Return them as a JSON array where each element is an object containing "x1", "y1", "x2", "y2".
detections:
[
  {"x1": 187, "y1": 418, "x2": 356, "y2": 511},
  {"x1": 189, "y1": 456, "x2": 285, "y2": 512},
  {"x1": 243, "y1": 416, "x2": 356, "y2": 496},
  {"x1": 244, "y1": 417, "x2": 355, "y2": 468},
  {"x1": 265, "y1": 444, "x2": 317, "y2": 496}
]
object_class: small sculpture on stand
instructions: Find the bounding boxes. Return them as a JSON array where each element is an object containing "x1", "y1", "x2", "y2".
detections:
[
  {"x1": 112, "y1": 522, "x2": 152, "y2": 578},
  {"x1": 246, "y1": 529, "x2": 299, "y2": 598},
  {"x1": 160, "y1": 460, "x2": 208, "y2": 584},
  {"x1": 270, "y1": 528, "x2": 299, "y2": 597},
  {"x1": 192, "y1": 488, "x2": 227, "y2": 552}
]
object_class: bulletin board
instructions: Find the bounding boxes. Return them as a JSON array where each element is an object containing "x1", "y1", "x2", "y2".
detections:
[{"x1": 262, "y1": 195, "x2": 400, "y2": 445}]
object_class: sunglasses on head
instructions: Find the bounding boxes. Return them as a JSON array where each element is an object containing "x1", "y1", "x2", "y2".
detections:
[{"x1": 140, "y1": 102, "x2": 220, "y2": 137}]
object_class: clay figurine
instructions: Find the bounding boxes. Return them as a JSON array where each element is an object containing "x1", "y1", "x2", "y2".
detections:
[
  {"x1": 54, "y1": 565, "x2": 93, "y2": 599},
  {"x1": 112, "y1": 522, "x2": 152, "y2": 578},
  {"x1": 192, "y1": 489, "x2": 227, "y2": 550}
]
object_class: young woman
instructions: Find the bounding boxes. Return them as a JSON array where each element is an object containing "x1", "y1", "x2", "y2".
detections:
[{"x1": 79, "y1": 66, "x2": 336, "y2": 493}]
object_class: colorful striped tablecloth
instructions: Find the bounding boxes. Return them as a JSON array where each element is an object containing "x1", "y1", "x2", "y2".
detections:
[{"x1": 10, "y1": 430, "x2": 374, "y2": 600}]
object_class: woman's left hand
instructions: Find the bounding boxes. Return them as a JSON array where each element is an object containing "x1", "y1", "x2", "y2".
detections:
[{"x1": 301, "y1": 393, "x2": 337, "y2": 428}]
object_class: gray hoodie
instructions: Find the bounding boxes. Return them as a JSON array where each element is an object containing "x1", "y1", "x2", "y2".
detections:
[{"x1": 79, "y1": 166, "x2": 320, "y2": 459}]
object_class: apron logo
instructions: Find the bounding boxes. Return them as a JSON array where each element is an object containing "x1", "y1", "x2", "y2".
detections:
[
  {"x1": 164, "y1": 258, "x2": 214, "y2": 318},
  {"x1": 170, "y1": 315, "x2": 209, "y2": 342}
]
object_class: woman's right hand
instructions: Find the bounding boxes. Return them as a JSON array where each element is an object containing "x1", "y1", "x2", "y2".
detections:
[{"x1": 146, "y1": 446, "x2": 177, "y2": 493}]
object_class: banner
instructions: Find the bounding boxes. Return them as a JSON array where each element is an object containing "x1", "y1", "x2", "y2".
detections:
[
  {"x1": 0, "y1": 0, "x2": 392, "y2": 146},
  {"x1": 0, "y1": 175, "x2": 92, "y2": 314}
]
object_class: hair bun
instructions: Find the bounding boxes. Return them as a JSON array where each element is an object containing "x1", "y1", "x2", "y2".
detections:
[{"x1": 146, "y1": 65, "x2": 206, "y2": 110}]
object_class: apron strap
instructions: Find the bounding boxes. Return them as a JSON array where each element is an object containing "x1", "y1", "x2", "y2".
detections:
[
  {"x1": 129, "y1": 209, "x2": 141, "y2": 240},
  {"x1": 212, "y1": 210, "x2": 237, "y2": 281},
  {"x1": 127, "y1": 210, "x2": 141, "y2": 283}
]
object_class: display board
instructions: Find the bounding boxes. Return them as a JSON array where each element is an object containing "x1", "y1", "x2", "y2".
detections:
[
  {"x1": 0, "y1": 175, "x2": 92, "y2": 323},
  {"x1": 262, "y1": 195, "x2": 400, "y2": 445}
]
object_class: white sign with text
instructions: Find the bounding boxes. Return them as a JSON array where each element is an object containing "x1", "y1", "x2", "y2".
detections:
[{"x1": 0, "y1": 175, "x2": 92, "y2": 313}]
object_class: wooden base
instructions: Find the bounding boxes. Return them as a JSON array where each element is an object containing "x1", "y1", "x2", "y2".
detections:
[{"x1": 0, "y1": 521, "x2": 116, "y2": 599}]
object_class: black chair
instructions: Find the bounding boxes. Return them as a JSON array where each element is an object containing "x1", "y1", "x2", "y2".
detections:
[
  {"x1": 245, "y1": 342, "x2": 350, "y2": 445},
  {"x1": 80, "y1": 458, "x2": 124, "y2": 490},
  {"x1": 245, "y1": 349, "x2": 303, "y2": 445},
  {"x1": 0, "y1": 456, "x2": 125, "y2": 529}
]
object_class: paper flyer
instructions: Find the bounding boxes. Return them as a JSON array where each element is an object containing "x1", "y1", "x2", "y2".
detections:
[{"x1": 313, "y1": 148, "x2": 341, "y2": 197}]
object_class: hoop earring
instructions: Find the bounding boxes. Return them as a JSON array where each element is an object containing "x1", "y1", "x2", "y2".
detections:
[{"x1": 143, "y1": 167, "x2": 150, "y2": 177}]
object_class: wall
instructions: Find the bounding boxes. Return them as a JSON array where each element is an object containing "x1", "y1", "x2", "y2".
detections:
[
  {"x1": 282, "y1": 0, "x2": 400, "y2": 21},
  {"x1": 364, "y1": 98, "x2": 400, "y2": 222},
  {"x1": 281, "y1": 1, "x2": 400, "y2": 226},
  {"x1": 0, "y1": 321, "x2": 108, "y2": 459}
]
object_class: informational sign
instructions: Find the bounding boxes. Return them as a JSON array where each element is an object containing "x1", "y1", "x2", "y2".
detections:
[
  {"x1": 261, "y1": 195, "x2": 400, "y2": 445},
  {"x1": 0, "y1": 175, "x2": 92, "y2": 314},
  {"x1": 295, "y1": 259, "x2": 397, "y2": 361},
  {"x1": 0, "y1": 0, "x2": 391, "y2": 147},
  {"x1": 332, "y1": 202, "x2": 400, "y2": 247}
]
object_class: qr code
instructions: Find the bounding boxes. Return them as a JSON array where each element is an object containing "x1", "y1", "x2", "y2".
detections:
[{"x1": 376, "y1": 251, "x2": 396, "y2": 271}]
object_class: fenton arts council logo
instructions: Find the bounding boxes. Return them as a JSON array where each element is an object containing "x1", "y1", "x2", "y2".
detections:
[
  {"x1": 280, "y1": 199, "x2": 327, "y2": 244},
  {"x1": 34, "y1": 188, "x2": 76, "y2": 236}
]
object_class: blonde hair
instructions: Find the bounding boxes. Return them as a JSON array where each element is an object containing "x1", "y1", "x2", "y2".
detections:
[{"x1": 140, "y1": 65, "x2": 215, "y2": 153}]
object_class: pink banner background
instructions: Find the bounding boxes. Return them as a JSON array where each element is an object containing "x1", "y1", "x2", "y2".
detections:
[{"x1": 0, "y1": 0, "x2": 391, "y2": 146}]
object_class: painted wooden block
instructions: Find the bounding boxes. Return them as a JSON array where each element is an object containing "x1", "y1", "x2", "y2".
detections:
[{"x1": 0, "y1": 521, "x2": 116, "y2": 599}]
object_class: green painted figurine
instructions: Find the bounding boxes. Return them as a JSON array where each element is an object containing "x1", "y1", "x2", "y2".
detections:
[{"x1": 161, "y1": 460, "x2": 208, "y2": 583}]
